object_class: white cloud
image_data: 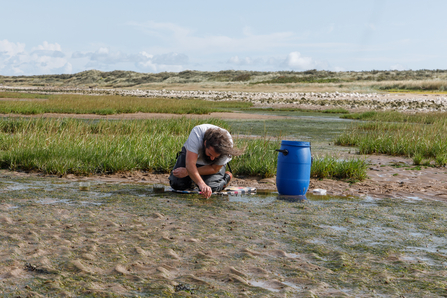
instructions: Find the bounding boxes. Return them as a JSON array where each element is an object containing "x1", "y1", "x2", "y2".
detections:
[
  {"x1": 136, "y1": 61, "x2": 184, "y2": 73},
  {"x1": 136, "y1": 52, "x2": 188, "y2": 72},
  {"x1": 0, "y1": 39, "x2": 26, "y2": 56},
  {"x1": 139, "y1": 51, "x2": 153, "y2": 59},
  {"x1": 226, "y1": 52, "x2": 333, "y2": 71},
  {"x1": 283, "y1": 52, "x2": 315, "y2": 70},
  {"x1": 390, "y1": 64, "x2": 407, "y2": 71},
  {"x1": 281, "y1": 51, "x2": 330, "y2": 70},
  {"x1": 0, "y1": 40, "x2": 71, "y2": 75},
  {"x1": 32, "y1": 41, "x2": 62, "y2": 52}
]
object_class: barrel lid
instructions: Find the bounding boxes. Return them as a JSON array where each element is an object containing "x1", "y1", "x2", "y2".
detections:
[{"x1": 280, "y1": 140, "x2": 311, "y2": 147}]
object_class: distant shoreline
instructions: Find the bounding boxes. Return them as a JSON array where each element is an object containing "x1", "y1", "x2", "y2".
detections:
[{"x1": 2, "y1": 85, "x2": 447, "y2": 112}]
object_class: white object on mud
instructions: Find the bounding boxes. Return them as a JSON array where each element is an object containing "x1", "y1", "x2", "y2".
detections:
[{"x1": 312, "y1": 189, "x2": 327, "y2": 195}]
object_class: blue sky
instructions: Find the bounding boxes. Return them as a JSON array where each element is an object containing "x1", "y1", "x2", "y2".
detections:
[{"x1": 1, "y1": 0, "x2": 446, "y2": 75}]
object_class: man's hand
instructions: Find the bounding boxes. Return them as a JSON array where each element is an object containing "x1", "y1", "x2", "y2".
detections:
[
  {"x1": 172, "y1": 167, "x2": 188, "y2": 178},
  {"x1": 198, "y1": 183, "x2": 212, "y2": 199}
]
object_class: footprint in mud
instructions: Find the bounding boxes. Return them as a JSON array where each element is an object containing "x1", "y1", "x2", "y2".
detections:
[
  {"x1": 4, "y1": 268, "x2": 26, "y2": 278},
  {"x1": 66, "y1": 259, "x2": 102, "y2": 275},
  {"x1": 269, "y1": 249, "x2": 288, "y2": 257},
  {"x1": 228, "y1": 266, "x2": 248, "y2": 278},
  {"x1": 184, "y1": 237, "x2": 199, "y2": 242},
  {"x1": 249, "y1": 279, "x2": 288, "y2": 292},
  {"x1": 134, "y1": 247, "x2": 150, "y2": 257},
  {"x1": 247, "y1": 267, "x2": 270, "y2": 278},
  {"x1": 151, "y1": 212, "x2": 165, "y2": 219},
  {"x1": 0, "y1": 215, "x2": 13, "y2": 224},
  {"x1": 162, "y1": 235, "x2": 176, "y2": 242},
  {"x1": 177, "y1": 274, "x2": 210, "y2": 286},
  {"x1": 156, "y1": 266, "x2": 172, "y2": 278},
  {"x1": 195, "y1": 252, "x2": 215, "y2": 261},
  {"x1": 114, "y1": 264, "x2": 130, "y2": 275},
  {"x1": 81, "y1": 253, "x2": 96, "y2": 260},
  {"x1": 166, "y1": 248, "x2": 181, "y2": 260},
  {"x1": 241, "y1": 248, "x2": 264, "y2": 257},
  {"x1": 226, "y1": 273, "x2": 250, "y2": 286},
  {"x1": 29, "y1": 248, "x2": 47, "y2": 258}
]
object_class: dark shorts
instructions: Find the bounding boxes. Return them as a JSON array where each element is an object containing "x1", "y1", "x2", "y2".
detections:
[{"x1": 168, "y1": 147, "x2": 229, "y2": 192}]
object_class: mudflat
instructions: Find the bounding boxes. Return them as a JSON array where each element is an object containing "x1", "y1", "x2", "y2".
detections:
[{"x1": 1, "y1": 171, "x2": 446, "y2": 297}]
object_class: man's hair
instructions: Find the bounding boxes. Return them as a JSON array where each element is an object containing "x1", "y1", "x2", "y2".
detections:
[{"x1": 203, "y1": 128, "x2": 244, "y2": 157}]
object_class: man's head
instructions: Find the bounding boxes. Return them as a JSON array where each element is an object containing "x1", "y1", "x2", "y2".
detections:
[
  {"x1": 202, "y1": 127, "x2": 244, "y2": 164},
  {"x1": 202, "y1": 141, "x2": 221, "y2": 164}
]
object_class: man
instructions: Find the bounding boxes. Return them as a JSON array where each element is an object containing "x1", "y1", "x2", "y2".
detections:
[{"x1": 169, "y1": 124, "x2": 244, "y2": 198}]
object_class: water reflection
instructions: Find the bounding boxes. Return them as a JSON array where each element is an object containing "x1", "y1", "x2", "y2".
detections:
[{"x1": 277, "y1": 194, "x2": 308, "y2": 202}]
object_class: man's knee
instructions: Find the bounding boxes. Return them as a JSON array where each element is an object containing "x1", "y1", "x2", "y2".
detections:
[
  {"x1": 169, "y1": 175, "x2": 193, "y2": 190},
  {"x1": 201, "y1": 165, "x2": 227, "y2": 192}
]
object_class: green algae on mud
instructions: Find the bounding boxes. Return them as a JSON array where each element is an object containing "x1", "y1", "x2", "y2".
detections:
[{"x1": 1, "y1": 175, "x2": 447, "y2": 297}]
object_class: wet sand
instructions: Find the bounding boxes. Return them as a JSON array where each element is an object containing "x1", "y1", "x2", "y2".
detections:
[{"x1": 1, "y1": 171, "x2": 446, "y2": 297}]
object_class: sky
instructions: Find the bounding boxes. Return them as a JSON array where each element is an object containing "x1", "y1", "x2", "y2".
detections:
[{"x1": 1, "y1": 0, "x2": 446, "y2": 76}]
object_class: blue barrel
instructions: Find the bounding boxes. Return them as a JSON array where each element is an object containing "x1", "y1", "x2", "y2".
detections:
[{"x1": 276, "y1": 141, "x2": 311, "y2": 196}]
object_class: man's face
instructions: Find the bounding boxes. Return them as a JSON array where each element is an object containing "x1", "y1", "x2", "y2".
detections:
[{"x1": 202, "y1": 142, "x2": 221, "y2": 164}]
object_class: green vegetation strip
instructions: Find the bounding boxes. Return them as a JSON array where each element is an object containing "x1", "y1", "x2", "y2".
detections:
[
  {"x1": 0, "y1": 118, "x2": 277, "y2": 177},
  {"x1": 0, "y1": 92, "x2": 252, "y2": 115},
  {"x1": 341, "y1": 110, "x2": 447, "y2": 124},
  {"x1": 336, "y1": 111, "x2": 447, "y2": 166},
  {"x1": 0, "y1": 118, "x2": 367, "y2": 180}
]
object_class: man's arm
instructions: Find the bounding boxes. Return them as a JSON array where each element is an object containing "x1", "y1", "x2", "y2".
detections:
[
  {"x1": 197, "y1": 164, "x2": 223, "y2": 175},
  {"x1": 172, "y1": 156, "x2": 222, "y2": 178},
  {"x1": 184, "y1": 150, "x2": 213, "y2": 198}
]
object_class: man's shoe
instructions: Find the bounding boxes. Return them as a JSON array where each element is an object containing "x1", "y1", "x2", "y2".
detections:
[{"x1": 223, "y1": 171, "x2": 232, "y2": 188}]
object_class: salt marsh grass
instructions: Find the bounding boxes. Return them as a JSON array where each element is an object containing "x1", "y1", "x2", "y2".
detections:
[
  {"x1": 342, "y1": 110, "x2": 447, "y2": 124},
  {"x1": 311, "y1": 156, "x2": 368, "y2": 181},
  {"x1": 0, "y1": 92, "x2": 251, "y2": 115},
  {"x1": 0, "y1": 118, "x2": 368, "y2": 180},
  {"x1": 0, "y1": 118, "x2": 277, "y2": 177},
  {"x1": 231, "y1": 137, "x2": 280, "y2": 178},
  {"x1": 336, "y1": 113, "x2": 447, "y2": 164}
]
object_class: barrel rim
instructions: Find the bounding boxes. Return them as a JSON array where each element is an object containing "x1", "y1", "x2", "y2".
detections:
[{"x1": 280, "y1": 140, "x2": 311, "y2": 147}]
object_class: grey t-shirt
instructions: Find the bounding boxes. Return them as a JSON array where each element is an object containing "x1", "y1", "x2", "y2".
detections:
[{"x1": 184, "y1": 124, "x2": 233, "y2": 166}]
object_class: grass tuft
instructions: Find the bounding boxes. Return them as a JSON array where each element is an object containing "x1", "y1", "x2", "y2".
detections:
[
  {"x1": 311, "y1": 156, "x2": 368, "y2": 181},
  {"x1": 336, "y1": 111, "x2": 447, "y2": 167}
]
